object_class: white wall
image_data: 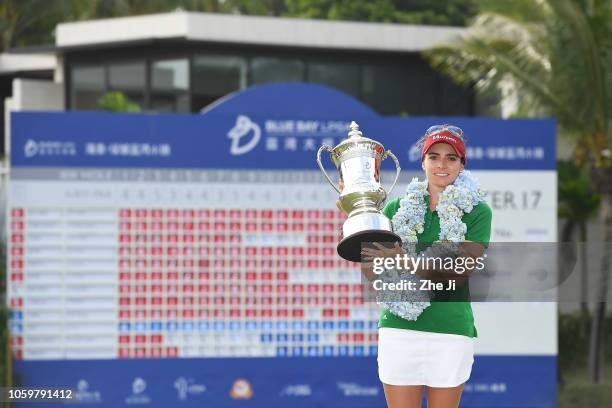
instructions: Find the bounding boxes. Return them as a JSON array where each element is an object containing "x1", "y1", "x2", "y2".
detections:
[
  {"x1": 4, "y1": 79, "x2": 64, "y2": 160},
  {"x1": 12, "y1": 79, "x2": 63, "y2": 111}
]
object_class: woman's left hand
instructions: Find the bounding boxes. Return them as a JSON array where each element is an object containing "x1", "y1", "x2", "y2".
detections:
[{"x1": 360, "y1": 242, "x2": 405, "y2": 262}]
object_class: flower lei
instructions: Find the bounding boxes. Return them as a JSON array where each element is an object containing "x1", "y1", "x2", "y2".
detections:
[{"x1": 377, "y1": 170, "x2": 486, "y2": 321}]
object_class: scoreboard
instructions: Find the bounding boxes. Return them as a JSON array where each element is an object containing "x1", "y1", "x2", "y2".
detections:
[
  {"x1": 9, "y1": 171, "x2": 375, "y2": 361},
  {"x1": 7, "y1": 89, "x2": 557, "y2": 408}
]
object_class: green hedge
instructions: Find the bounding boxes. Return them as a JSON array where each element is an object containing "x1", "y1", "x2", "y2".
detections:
[{"x1": 558, "y1": 311, "x2": 612, "y2": 371}]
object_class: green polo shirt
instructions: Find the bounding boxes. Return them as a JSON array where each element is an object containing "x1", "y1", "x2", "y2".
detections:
[{"x1": 378, "y1": 196, "x2": 492, "y2": 338}]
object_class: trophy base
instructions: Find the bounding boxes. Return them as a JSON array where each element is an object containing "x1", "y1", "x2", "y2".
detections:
[{"x1": 337, "y1": 230, "x2": 402, "y2": 262}]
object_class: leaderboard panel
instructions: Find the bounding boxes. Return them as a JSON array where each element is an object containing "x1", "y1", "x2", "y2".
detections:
[{"x1": 8, "y1": 171, "x2": 381, "y2": 361}]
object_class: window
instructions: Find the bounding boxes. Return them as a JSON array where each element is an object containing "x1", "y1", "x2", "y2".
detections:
[
  {"x1": 70, "y1": 66, "x2": 105, "y2": 110},
  {"x1": 251, "y1": 57, "x2": 304, "y2": 85},
  {"x1": 67, "y1": 50, "x2": 474, "y2": 115},
  {"x1": 438, "y1": 77, "x2": 472, "y2": 116},
  {"x1": 363, "y1": 64, "x2": 434, "y2": 116},
  {"x1": 108, "y1": 61, "x2": 146, "y2": 109},
  {"x1": 307, "y1": 61, "x2": 361, "y2": 98},
  {"x1": 192, "y1": 55, "x2": 246, "y2": 111},
  {"x1": 151, "y1": 59, "x2": 190, "y2": 112}
]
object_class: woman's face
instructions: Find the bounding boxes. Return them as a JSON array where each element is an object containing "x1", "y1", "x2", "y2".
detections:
[{"x1": 422, "y1": 142, "x2": 464, "y2": 189}]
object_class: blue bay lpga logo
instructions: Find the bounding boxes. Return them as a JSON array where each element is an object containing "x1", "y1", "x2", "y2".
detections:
[
  {"x1": 227, "y1": 115, "x2": 261, "y2": 155},
  {"x1": 226, "y1": 115, "x2": 350, "y2": 156}
]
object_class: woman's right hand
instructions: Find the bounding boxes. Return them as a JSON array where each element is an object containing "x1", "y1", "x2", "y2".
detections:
[{"x1": 335, "y1": 180, "x2": 346, "y2": 214}]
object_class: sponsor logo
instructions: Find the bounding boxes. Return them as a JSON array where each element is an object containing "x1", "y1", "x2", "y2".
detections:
[
  {"x1": 464, "y1": 382, "x2": 508, "y2": 393},
  {"x1": 74, "y1": 379, "x2": 102, "y2": 404},
  {"x1": 432, "y1": 134, "x2": 458, "y2": 142},
  {"x1": 229, "y1": 378, "x2": 253, "y2": 399},
  {"x1": 279, "y1": 384, "x2": 312, "y2": 397},
  {"x1": 174, "y1": 377, "x2": 206, "y2": 401},
  {"x1": 336, "y1": 382, "x2": 380, "y2": 397},
  {"x1": 125, "y1": 377, "x2": 151, "y2": 405},
  {"x1": 226, "y1": 117, "x2": 351, "y2": 154},
  {"x1": 228, "y1": 115, "x2": 261, "y2": 155},
  {"x1": 24, "y1": 139, "x2": 77, "y2": 158}
]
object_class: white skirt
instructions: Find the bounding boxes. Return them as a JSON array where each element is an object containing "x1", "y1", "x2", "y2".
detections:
[{"x1": 377, "y1": 327, "x2": 474, "y2": 387}]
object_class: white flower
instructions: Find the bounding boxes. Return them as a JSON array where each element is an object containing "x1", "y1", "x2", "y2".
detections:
[{"x1": 385, "y1": 170, "x2": 486, "y2": 321}]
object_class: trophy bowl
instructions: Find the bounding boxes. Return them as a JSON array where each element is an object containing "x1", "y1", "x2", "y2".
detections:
[{"x1": 317, "y1": 121, "x2": 401, "y2": 262}]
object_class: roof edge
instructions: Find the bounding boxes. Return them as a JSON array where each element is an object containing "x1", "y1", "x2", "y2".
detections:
[{"x1": 56, "y1": 11, "x2": 464, "y2": 52}]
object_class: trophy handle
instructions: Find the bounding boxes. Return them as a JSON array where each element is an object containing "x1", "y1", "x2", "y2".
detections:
[
  {"x1": 382, "y1": 149, "x2": 401, "y2": 195},
  {"x1": 316, "y1": 144, "x2": 341, "y2": 194}
]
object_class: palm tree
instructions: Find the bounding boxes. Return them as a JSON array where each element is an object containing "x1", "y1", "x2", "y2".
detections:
[
  {"x1": 0, "y1": 0, "x2": 64, "y2": 51},
  {"x1": 558, "y1": 160, "x2": 600, "y2": 335},
  {"x1": 424, "y1": 0, "x2": 611, "y2": 383}
]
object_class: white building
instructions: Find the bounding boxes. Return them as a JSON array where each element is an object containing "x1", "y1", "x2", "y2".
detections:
[{"x1": 1, "y1": 11, "x2": 474, "y2": 158}]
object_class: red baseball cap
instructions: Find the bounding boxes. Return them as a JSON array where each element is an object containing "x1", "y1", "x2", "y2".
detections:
[{"x1": 421, "y1": 128, "x2": 466, "y2": 163}]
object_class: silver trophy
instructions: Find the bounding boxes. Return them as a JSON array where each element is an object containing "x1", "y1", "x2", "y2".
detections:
[{"x1": 317, "y1": 121, "x2": 401, "y2": 262}]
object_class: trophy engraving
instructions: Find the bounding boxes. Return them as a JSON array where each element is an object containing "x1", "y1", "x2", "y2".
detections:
[{"x1": 317, "y1": 121, "x2": 402, "y2": 262}]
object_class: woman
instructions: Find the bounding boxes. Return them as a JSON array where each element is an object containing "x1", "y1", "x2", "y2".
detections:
[{"x1": 351, "y1": 124, "x2": 492, "y2": 408}]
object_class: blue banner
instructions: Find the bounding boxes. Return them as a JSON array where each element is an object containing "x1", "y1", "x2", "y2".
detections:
[
  {"x1": 11, "y1": 112, "x2": 554, "y2": 170},
  {"x1": 13, "y1": 356, "x2": 555, "y2": 408}
]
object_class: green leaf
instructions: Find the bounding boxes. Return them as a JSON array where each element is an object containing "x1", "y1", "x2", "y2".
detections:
[{"x1": 98, "y1": 91, "x2": 141, "y2": 113}]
